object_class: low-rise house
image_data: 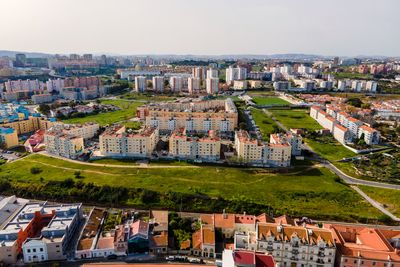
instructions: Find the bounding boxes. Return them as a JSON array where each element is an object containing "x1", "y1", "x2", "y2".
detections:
[
  {"x1": 75, "y1": 208, "x2": 105, "y2": 259},
  {"x1": 127, "y1": 220, "x2": 150, "y2": 254},
  {"x1": 192, "y1": 224, "x2": 216, "y2": 258},
  {"x1": 91, "y1": 234, "x2": 115, "y2": 258}
]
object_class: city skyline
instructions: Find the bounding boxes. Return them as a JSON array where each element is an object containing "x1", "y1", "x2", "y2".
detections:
[{"x1": 1, "y1": 0, "x2": 399, "y2": 57}]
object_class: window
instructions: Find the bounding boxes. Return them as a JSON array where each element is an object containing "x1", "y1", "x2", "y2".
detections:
[
  {"x1": 27, "y1": 249, "x2": 31, "y2": 253},
  {"x1": 33, "y1": 249, "x2": 36, "y2": 253},
  {"x1": 40, "y1": 248, "x2": 43, "y2": 252}
]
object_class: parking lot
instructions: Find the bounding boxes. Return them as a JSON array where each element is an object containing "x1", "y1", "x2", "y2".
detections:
[{"x1": 0, "y1": 150, "x2": 20, "y2": 162}]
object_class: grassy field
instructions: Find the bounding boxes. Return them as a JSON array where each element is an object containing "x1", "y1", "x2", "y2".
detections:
[
  {"x1": 119, "y1": 93, "x2": 176, "y2": 102},
  {"x1": 305, "y1": 137, "x2": 356, "y2": 162},
  {"x1": 252, "y1": 97, "x2": 290, "y2": 106},
  {"x1": 358, "y1": 185, "x2": 400, "y2": 217},
  {"x1": 269, "y1": 109, "x2": 323, "y2": 131},
  {"x1": 250, "y1": 108, "x2": 279, "y2": 141},
  {"x1": 63, "y1": 100, "x2": 143, "y2": 126},
  {"x1": 0, "y1": 154, "x2": 383, "y2": 221}
]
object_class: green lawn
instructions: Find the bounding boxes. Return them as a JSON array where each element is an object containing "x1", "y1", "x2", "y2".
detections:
[
  {"x1": 358, "y1": 185, "x2": 400, "y2": 217},
  {"x1": 305, "y1": 137, "x2": 356, "y2": 162},
  {"x1": 252, "y1": 97, "x2": 290, "y2": 106},
  {"x1": 250, "y1": 108, "x2": 279, "y2": 141},
  {"x1": 269, "y1": 109, "x2": 323, "y2": 131},
  {"x1": 327, "y1": 72, "x2": 373, "y2": 80},
  {"x1": 0, "y1": 154, "x2": 383, "y2": 221},
  {"x1": 63, "y1": 100, "x2": 143, "y2": 126}
]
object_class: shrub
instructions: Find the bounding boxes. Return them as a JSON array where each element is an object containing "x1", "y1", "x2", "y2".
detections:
[{"x1": 30, "y1": 167, "x2": 43, "y2": 174}]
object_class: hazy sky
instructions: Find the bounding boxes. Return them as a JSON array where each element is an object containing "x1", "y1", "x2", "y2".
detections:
[{"x1": 1, "y1": 0, "x2": 399, "y2": 56}]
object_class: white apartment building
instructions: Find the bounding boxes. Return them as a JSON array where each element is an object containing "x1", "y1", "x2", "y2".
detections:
[
  {"x1": 169, "y1": 76, "x2": 183, "y2": 92},
  {"x1": 333, "y1": 124, "x2": 352, "y2": 145},
  {"x1": 188, "y1": 77, "x2": 201, "y2": 94},
  {"x1": 365, "y1": 81, "x2": 378, "y2": 92},
  {"x1": 44, "y1": 131, "x2": 84, "y2": 159},
  {"x1": 138, "y1": 99, "x2": 238, "y2": 132},
  {"x1": 22, "y1": 204, "x2": 83, "y2": 263},
  {"x1": 99, "y1": 125, "x2": 159, "y2": 157},
  {"x1": 207, "y1": 68, "x2": 218, "y2": 79},
  {"x1": 192, "y1": 67, "x2": 205, "y2": 80},
  {"x1": 358, "y1": 125, "x2": 380, "y2": 145},
  {"x1": 135, "y1": 76, "x2": 147, "y2": 93},
  {"x1": 152, "y1": 76, "x2": 164, "y2": 92},
  {"x1": 46, "y1": 78, "x2": 64, "y2": 93},
  {"x1": 206, "y1": 78, "x2": 219, "y2": 94},
  {"x1": 169, "y1": 128, "x2": 221, "y2": 161},
  {"x1": 226, "y1": 67, "x2": 247, "y2": 85},
  {"x1": 270, "y1": 132, "x2": 302, "y2": 156},
  {"x1": 273, "y1": 81, "x2": 291, "y2": 91},
  {"x1": 50, "y1": 122, "x2": 99, "y2": 140},
  {"x1": 256, "y1": 223, "x2": 336, "y2": 267},
  {"x1": 235, "y1": 130, "x2": 291, "y2": 167}
]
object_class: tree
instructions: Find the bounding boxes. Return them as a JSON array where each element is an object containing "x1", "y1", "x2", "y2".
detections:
[
  {"x1": 74, "y1": 171, "x2": 83, "y2": 179},
  {"x1": 38, "y1": 104, "x2": 51, "y2": 115},
  {"x1": 30, "y1": 167, "x2": 42, "y2": 174}
]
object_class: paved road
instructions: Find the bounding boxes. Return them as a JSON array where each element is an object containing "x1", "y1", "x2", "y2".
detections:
[
  {"x1": 263, "y1": 108, "x2": 400, "y2": 190},
  {"x1": 351, "y1": 186, "x2": 400, "y2": 221},
  {"x1": 323, "y1": 161, "x2": 400, "y2": 190}
]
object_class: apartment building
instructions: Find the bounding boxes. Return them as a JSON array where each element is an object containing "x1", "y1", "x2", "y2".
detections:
[
  {"x1": 310, "y1": 106, "x2": 380, "y2": 146},
  {"x1": 192, "y1": 67, "x2": 206, "y2": 80},
  {"x1": 22, "y1": 204, "x2": 83, "y2": 263},
  {"x1": 270, "y1": 132, "x2": 302, "y2": 156},
  {"x1": 207, "y1": 68, "x2": 218, "y2": 79},
  {"x1": 152, "y1": 76, "x2": 164, "y2": 92},
  {"x1": 44, "y1": 130, "x2": 84, "y2": 159},
  {"x1": 99, "y1": 125, "x2": 159, "y2": 158},
  {"x1": 138, "y1": 99, "x2": 238, "y2": 133},
  {"x1": 32, "y1": 93, "x2": 53, "y2": 104},
  {"x1": 256, "y1": 223, "x2": 336, "y2": 267},
  {"x1": 170, "y1": 76, "x2": 183, "y2": 92},
  {"x1": 0, "y1": 202, "x2": 82, "y2": 265},
  {"x1": 169, "y1": 128, "x2": 221, "y2": 161},
  {"x1": 234, "y1": 130, "x2": 291, "y2": 167},
  {"x1": 273, "y1": 81, "x2": 291, "y2": 91},
  {"x1": 333, "y1": 124, "x2": 352, "y2": 145},
  {"x1": 226, "y1": 66, "x2": 247, "y2": 85},
  {"x1": 0, "y1": 127, "x2": 19, "y2": 148},
  {"x1": 188, "y1": 77, "x2": 201, "y2": 94},
  {"x1": 358, "y1": 125, "x2": 380, "y2": 145},
  {"x1": 206, "y1": 78, "x2": 219, "y2": 94},
  {"x1": 135, "y1": 76, "x2": 147, "y2": 93},
  {"x1": 328, "y1": 224, "x2": 400, "y2": 267},
  {"x1": 50, "y1": 122, "x2": 99, "y2": 140}
]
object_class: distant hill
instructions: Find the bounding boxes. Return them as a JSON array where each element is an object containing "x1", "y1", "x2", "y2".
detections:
[{"x1": 0, "y1": 50, "x2": 52, "y2": 58}]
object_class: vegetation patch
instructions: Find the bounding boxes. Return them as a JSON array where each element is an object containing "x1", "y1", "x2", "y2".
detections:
[{"x1": 0, "y1": 154, "x2": 383, "y2": 222}]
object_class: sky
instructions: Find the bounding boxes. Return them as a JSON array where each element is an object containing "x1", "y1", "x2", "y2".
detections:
[{"x1": 0, "y1": 0, "x2": 399, "y2": 56}]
